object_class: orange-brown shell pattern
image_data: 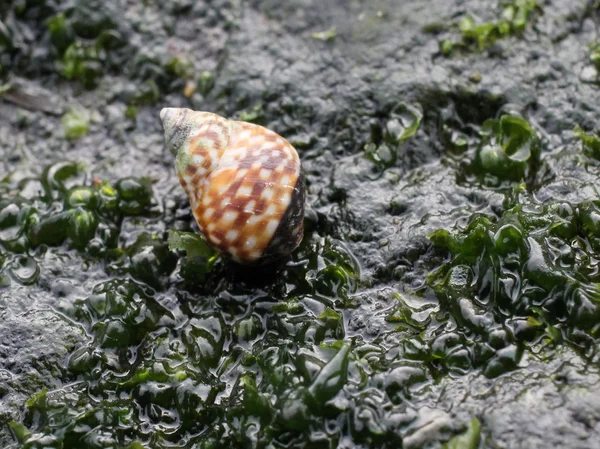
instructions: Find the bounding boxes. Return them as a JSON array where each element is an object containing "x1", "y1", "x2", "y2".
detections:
[{"x1": 160, "y1": 108, "x2": 305, "y2": 264}]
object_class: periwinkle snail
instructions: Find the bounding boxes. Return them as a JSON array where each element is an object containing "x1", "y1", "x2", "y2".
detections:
[{"x1": 160, "y1": 108, "x2": 305, "y2": 264}]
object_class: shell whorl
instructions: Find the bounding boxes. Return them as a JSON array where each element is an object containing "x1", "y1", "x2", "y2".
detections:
[
  {"x1": 161, "y1": 109, "x2": 231, "y2": 205},
  {"x1": 160, "y1": 108, "x2": 305, "y2": 264}
]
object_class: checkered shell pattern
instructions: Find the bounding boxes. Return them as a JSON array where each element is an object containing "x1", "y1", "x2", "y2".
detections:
[{"x1": 161, "y1": 108, "x2": 305, "y2": 264}]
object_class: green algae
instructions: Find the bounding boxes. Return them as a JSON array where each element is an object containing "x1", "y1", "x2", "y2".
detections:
[
  {"x1": 428, "y1": 192, "x2": 600, "y2": 376},
  {"x1": 61, "y1": 109, "x2": 90, "y2": 141},
  {"x1": 442, "y1": 418, "x2": 480, "y2": 449},
  {"x1": 1, "y1": 161, "x2": 158, "y2": 263},
  {"x1": 364, "y1": 103, "x2": 423, "y2": 171},
  {"x1": 2, "y1": 0, "x2": 600, "y2": 448},
  {"x1": 1, "y1": 161, "x2": 368, "y2": 448},
  {"x1": 574, "y1": 125, "x2": 600, "y2": 160},
  {"x1": 311, "y1": 27, "x2": 337, "y2": 42},
  {"x1": 440, "y1": 0, "x2": 542, "y2": 56},
  {"x1": 467, "y1": 114, "x2": 541, "y2": 183}
]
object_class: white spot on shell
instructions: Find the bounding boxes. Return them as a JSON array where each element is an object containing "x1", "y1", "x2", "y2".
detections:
[
  {"x1": 245, "y1": 236, "x2": 257, "y2": 249},
  {"x1": 190, "y1": 154, "x2": 204, "y2": 165},
  {"x1": 283, "y1": 145, "x2": 294, "y2": 159},
  {"x1": 261, "y1": 187, "x2": 274, "y2": 201},
  {"x1": 266, "y1": 219, "x2": 279, "y2": 235},
  {"x1": 280, "y1": 176, "x2": 291, "y2": 187},
  {"x1": 280, "y1": 193, "x2": 291, "y2": 208},
  {"x1": 265, "y1": 204, "x2": 277, "y2": 216},
  {"x1": 247, "y1": 215, "x2": 261, "y2": 226},
  {"x1": 194, "y1": 136, "x2": 215, "y2": 151},
  {"x1": 249, "y1": 135, "x2": 265, "y2": 145},
  {"x1": 220, "y1": 197, "x2": 231, "y2": 209},
  {"x1": 204, "y1": 208, "x2": 215, "y2": 220},
  {"x1": 244, "y1": 200, "x2": 256, "y2": 212},
  {"x1": 237, "y1": 130, "x2": 252, "y2": 141},
  {"x1": 218, "y1": 184, "x2": 229, "y2": 195},
  {"x1": 237, "y1": 185, "x2": 253, "y2": 197},
  {"x1": 235, "y1": 168, "x2": 249, "y2": 180},
  {"x1": 225, "y1": 230, "x2": 239, "y2": 241},
  {"x1": 222, "y1": 210, "x2": 238, "y2": 225},
  {"x1": 259, "y1": 168, "x2": 271, "y2": 180},
  {"x1": 229, "y1": 147, "x2": 247, "y2": 160}
]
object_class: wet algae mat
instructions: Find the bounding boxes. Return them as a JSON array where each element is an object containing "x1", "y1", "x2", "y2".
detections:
[{"x1": 1, "y1": 0, "x2": 600, "y2": 448}]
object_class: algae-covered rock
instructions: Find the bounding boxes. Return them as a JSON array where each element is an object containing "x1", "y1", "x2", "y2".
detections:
[{"x1": 1, "y1": 0, "x2": 600, "y2": 448}]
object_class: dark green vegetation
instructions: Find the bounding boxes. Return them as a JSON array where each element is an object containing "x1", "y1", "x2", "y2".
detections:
[
  {"x1": 1, "y1": 0, "x2": 600, "y2": 448},
  {"x1": 437, "y1": 0, "x2": 542, "y2": 56}
]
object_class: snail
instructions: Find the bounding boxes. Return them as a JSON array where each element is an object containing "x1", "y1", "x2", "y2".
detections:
[{"x1": 160, "y1": 108, "x2": 305, "y2": 264}]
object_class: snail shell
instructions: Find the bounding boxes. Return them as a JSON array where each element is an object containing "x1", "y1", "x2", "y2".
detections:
[{"x1": 160, "y1": 108, "x2": 305, "y2": 264}]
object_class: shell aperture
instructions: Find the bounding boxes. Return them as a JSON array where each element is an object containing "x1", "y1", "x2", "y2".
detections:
[{"x1": 160, "y1": 108, "x2": 305, "y2": 264}]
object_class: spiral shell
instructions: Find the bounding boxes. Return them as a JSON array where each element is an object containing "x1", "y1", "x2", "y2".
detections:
[{"x1": 160, "y1": 108, "x2": 305, "y2": 264}]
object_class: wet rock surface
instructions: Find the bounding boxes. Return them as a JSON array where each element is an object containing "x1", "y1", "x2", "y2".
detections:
[{"x1": 1, "y1": 0, "x2": 600, "y2": 447}]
